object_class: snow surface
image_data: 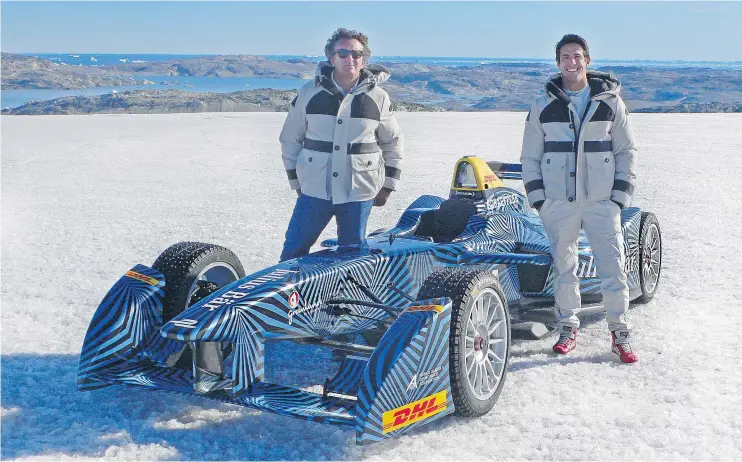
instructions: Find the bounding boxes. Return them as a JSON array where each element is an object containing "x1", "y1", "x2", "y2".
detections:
[{"x1": 2, "y1": 112, "x2": 742, "y2": 460}]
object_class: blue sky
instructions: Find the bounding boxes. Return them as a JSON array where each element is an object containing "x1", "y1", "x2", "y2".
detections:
[{"x1": 2, "y1": 1, "x2": 741, "y2": 61}]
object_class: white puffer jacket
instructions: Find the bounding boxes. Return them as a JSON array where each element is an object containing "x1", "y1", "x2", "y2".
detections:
[
  {"x1": 279, "y1": 62, "x2": 404, "y2": 204},
  {"x1": 520, "y1": 71, "x2": 637, "y2": 210}
]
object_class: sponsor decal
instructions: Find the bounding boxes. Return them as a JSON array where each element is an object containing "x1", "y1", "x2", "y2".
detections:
[
  {"x1": 576, "y1": 256, "x2": 598, "y2": 278},
  {"x1": 405, "y1": 304, "x2": 444, "y2": 313},
  {"x1": 288, "y1": 291, "x2": 300, "y2": 308},
  {"x1": 288, "y1": 300, "x2": 322, "y2": 325},
  {"x1": 487, "y1": 193, "x2": 520, "y2": 209},
  {"x1": 197, "y1": 268, "x2": 296, "y2": 313},
  {"x1": 406, "y1": 365, "x2": 445, "y2": 391},
  {"x1": 625, "y1": 250, "x2": 640, "y2": 274},
  {"x1": 578, "y1": 250, "x2": 639, "y2": 278},
  {"x1": 237, "y1": 269, "x2": 295, "y2": 291},
  {"x1": 169, "y1": 318, "x2": 198, "y2": 328},
  {"x1": 125, "y1": 270, "x2": 160, "y2": 286},
  {"x1": 201, "y1": 291, "x2": 248, "y2": 312},
  {"x1": 483, "y1": 174, "x2": 498, "y2": 183},
  {"x1": 382, "y1": 390, "x2": 447, "y2": 433},
  {"x1": 453, "y1": 190, "x2": 476, "y2": 197}
]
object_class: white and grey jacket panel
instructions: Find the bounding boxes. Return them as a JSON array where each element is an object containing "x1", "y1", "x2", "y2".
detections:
[
  {"x1": 279, "y1": 64, "x2": 403, "y2": 204},
  {"x1": 520, "y1": 72, "x2": 637, "y2": 210}
]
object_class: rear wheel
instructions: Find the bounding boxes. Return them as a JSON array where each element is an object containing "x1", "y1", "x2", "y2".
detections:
[
  {"x1": 635, "y1": 213, "x2": 662, "y2": 303},
  {"x1": 417, "y1": 269, "x2": 510, "y2": 417}
]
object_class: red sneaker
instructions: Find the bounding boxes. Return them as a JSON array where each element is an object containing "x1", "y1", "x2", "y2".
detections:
[
  {"x1": 612, "y1": 331, "x2": 638, "y2": 363},
  {"x1": 553, "y1": 326, "x2": 577, "y2": 354}
]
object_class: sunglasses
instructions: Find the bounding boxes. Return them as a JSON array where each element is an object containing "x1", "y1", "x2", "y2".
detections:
[{"x1": 333, "y1": 49, "x2": 364, "y2": 59}]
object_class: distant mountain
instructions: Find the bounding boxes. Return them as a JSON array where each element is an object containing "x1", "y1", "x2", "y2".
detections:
[
  {"x1": 106, "y1": 54, "x2": 317, "y2": 79},
  {"x1": 1, "y1": 88, "x2": 297, "y2": 114},
  {"x1": 3, "y1": 53, "x2": 742, "y2": 112},
  {"x1": 633, "y1": 102, "x2": 742, "y2": 113},
  {"x1": 1, "y1": 53, "x2": 142, "y2": 89},
  {"x1": 0, "y1": 88, "x2": 443, "y2": 115}
]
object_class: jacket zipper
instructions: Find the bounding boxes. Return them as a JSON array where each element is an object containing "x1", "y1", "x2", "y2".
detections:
[
  {"x1": 570, "y1": 100, "x2": 592, "y2": 200},
  {"x1": 573, "y1": 100, "x2": 592, "y2": 153}
]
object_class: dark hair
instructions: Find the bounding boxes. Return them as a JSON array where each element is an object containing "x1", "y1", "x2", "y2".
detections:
[
  {"x1": 555, "y1": 34, "x2": 590, "y2": 62},
  {"x1": 324, "y1": 28, "x2": 371, "y2": 61}
]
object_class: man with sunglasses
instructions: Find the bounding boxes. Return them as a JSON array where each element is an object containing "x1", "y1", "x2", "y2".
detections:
[
  {"x1": 520, "y1": 34, "x2": 639, "y2": 363},
  {"x1": 279, "y1": 28, "x2": 403, "y2": 261}
]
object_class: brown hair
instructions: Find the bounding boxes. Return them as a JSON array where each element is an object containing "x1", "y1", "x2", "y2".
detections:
[{"x1": 324, "y1": 28, "x2": 371, "y2": 61}]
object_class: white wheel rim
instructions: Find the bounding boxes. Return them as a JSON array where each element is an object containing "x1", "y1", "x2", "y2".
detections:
[
  {"x1": 184, "y1": 262, "x2": 240, "y2": 312},
  {"x1": 642, "y1": 223, "x2": 661, "y2": 294},
  {"x1": 464, "y1": 288, "x2": 508, "y2": 400}
]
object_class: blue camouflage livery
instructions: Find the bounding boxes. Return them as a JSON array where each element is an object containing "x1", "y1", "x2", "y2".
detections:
[{"x1": 78, "y1": 157, "x2": 652, "y2": 444}]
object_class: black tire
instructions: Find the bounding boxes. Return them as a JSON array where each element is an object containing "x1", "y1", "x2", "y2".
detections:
[
  {"x1": 635, "y1": 212, "x2": 662, "y2": 303},
  {"x1": 417, "y1": 269, "x2": 511, "y2": 417},
  {"x1": 152, "y1": 241, "x2": 246, "y2": 321}
]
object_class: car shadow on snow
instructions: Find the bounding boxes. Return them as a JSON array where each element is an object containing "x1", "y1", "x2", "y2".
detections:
[
  {"x1": 1, "y1": 343, "x2": 358, "y2": 460},
  {"x1": 1, "y1": 309, "x2": 638, "y2": 459}
]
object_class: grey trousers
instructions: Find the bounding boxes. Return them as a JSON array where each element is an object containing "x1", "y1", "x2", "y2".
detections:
[{"x1": 539, "y1": 199, "x2": 631, "y2": 332}]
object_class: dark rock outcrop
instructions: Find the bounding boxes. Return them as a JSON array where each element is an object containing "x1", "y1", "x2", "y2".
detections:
[
  {"x1": 1, "y1": 88, "x2": 442, "y2": 115},
  {"x1": 634, "y1": 102, "x2": 742, "y2": 113},
  {"x1": 2, "y1": 53, "x2": 141, "y2": 89},
  {"x1": 3, "y1": 53, "x2": 741, "y2": 112},
  {"x1": 109, "y1": 55, "x2": 316, "y2": 79}
]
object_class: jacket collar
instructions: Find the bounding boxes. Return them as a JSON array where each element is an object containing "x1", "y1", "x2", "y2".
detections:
[
  {"x1": 314, "y1": 61, "x2": 391, "y2": 96},
  {"x1": 545, "y1": 70, "x2": 621, "y2": 103}
]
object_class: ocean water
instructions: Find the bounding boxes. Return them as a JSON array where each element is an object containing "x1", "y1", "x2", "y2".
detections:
[
  {"x1": 25, "y1": 53, "x2": 742, "y2": 69},
  {"x1": 4, "y1": 53, "x2": 742, "y2": 109},
  {"x1": 2, "y1": 75, "x2": 309, "y2": 109}
]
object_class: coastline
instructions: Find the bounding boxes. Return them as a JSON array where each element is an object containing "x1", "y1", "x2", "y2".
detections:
[{"x1": 3, "y1": 52, "x2": 741, "y2": 114}]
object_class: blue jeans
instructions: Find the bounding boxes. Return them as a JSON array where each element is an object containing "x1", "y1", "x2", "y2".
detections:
[{"x1": 280, "y1": 194, "x2": 374, "y2": 262}]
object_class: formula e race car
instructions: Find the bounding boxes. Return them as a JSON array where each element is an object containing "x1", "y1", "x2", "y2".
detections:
[{"x1": 78, "y1": 156, "x2": 662, "y2": 444}]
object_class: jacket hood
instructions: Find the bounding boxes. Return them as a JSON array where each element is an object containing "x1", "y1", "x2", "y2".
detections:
[
  {"x1": 545, "y1": 70, "x2": 621, "y2": 103},
  {"x1": 314, "y1": 61, "x2": 391, "y2": 92}
]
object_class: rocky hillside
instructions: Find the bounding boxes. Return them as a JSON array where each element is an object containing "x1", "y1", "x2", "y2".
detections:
[
  {"x1": 109, "y1": 54, "x2": 317, "y2": 79},
  {"x1": 0, "y1": 88, "x2": 443, "y2": 115},
  {"x1": 1, "y1": 53, "x2": 142, "y2": 89},
  {"x1": 633, "y1": 102, "x2": 742, "y2": 113},
  {"x1": 3, "y1": 53, "x2": 741, "y2": 112}
]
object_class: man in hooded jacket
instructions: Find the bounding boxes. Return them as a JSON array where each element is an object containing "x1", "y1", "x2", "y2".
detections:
[
  {"x1": 279, "y1": 28, "x2": 403, "y2": 262},
  {"x1": 520, "y1": 34, "x2": 638, "y2": 363}
]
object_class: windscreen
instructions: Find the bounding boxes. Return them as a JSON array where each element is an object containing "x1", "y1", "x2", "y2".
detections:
[{"x1": 455, "y1": 162, "x2": 478, "y2": 189}]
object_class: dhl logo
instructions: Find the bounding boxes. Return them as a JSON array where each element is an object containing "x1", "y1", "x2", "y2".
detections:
[
  {"x1": 405, "y1": 304, "x2": 444, "y2": 313},
  {"x1": 125, "y1": 271, "x2": 160, "y2": 287},
  {"x1": 381, "y1": 390, "x2": 447, "y2": 433}
]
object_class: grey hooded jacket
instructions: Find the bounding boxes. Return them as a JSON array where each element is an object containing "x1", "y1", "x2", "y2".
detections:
[
  {"x1": 520, "y1": 71, "x2": 637, "y2": 210},
  {"x1": 279, "y1": 62, "x2": 403, "y2": 204}
]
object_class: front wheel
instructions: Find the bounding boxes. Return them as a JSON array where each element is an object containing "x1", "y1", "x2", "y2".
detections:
[
  {"x1": 152, "y1": 242, "x2": 245, "y2": 321},
  {"x1": 417, "y1": 269, "x2": 511, "y2": 417},
  {"x1": 152, "y1": 242, "x2": 245, "y2": 370}
]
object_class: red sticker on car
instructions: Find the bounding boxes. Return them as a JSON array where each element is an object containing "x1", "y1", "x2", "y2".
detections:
[{"x1": 288, "y1": 291, "x2": 300, "y2": 308}]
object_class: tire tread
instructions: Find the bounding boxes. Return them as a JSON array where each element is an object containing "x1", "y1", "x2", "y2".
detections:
[
  {"x1": 152, "y1": 241, "x2": 244, "y2": 320},
  {"x1": 635, "y1": 212, "x2": 661, "y2": 304},
  {"x1": 418, "y1": 268, "x2": 509, "y2": 417}
]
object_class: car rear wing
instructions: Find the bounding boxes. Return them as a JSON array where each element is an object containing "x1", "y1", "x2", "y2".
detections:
[{"x1": 486, "y1": 161, "x2": 522, "y2": 180}]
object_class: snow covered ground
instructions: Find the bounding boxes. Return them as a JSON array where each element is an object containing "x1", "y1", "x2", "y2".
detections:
[{"x1": 2, "y1": 111, "x2": 741, "y2": 460}]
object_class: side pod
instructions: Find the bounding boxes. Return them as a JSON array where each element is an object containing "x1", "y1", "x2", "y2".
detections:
[
  {"x1": 78, "y1": 264, "x2": 166, "y2": 390},
  {"x1": 355, "y1": 298, "x2": 454, "y2": 444}
]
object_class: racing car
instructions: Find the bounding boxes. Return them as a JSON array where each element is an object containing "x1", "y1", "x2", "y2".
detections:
[{"x1": 78, "y1": 156, "x2": 662, "y2": 444}]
